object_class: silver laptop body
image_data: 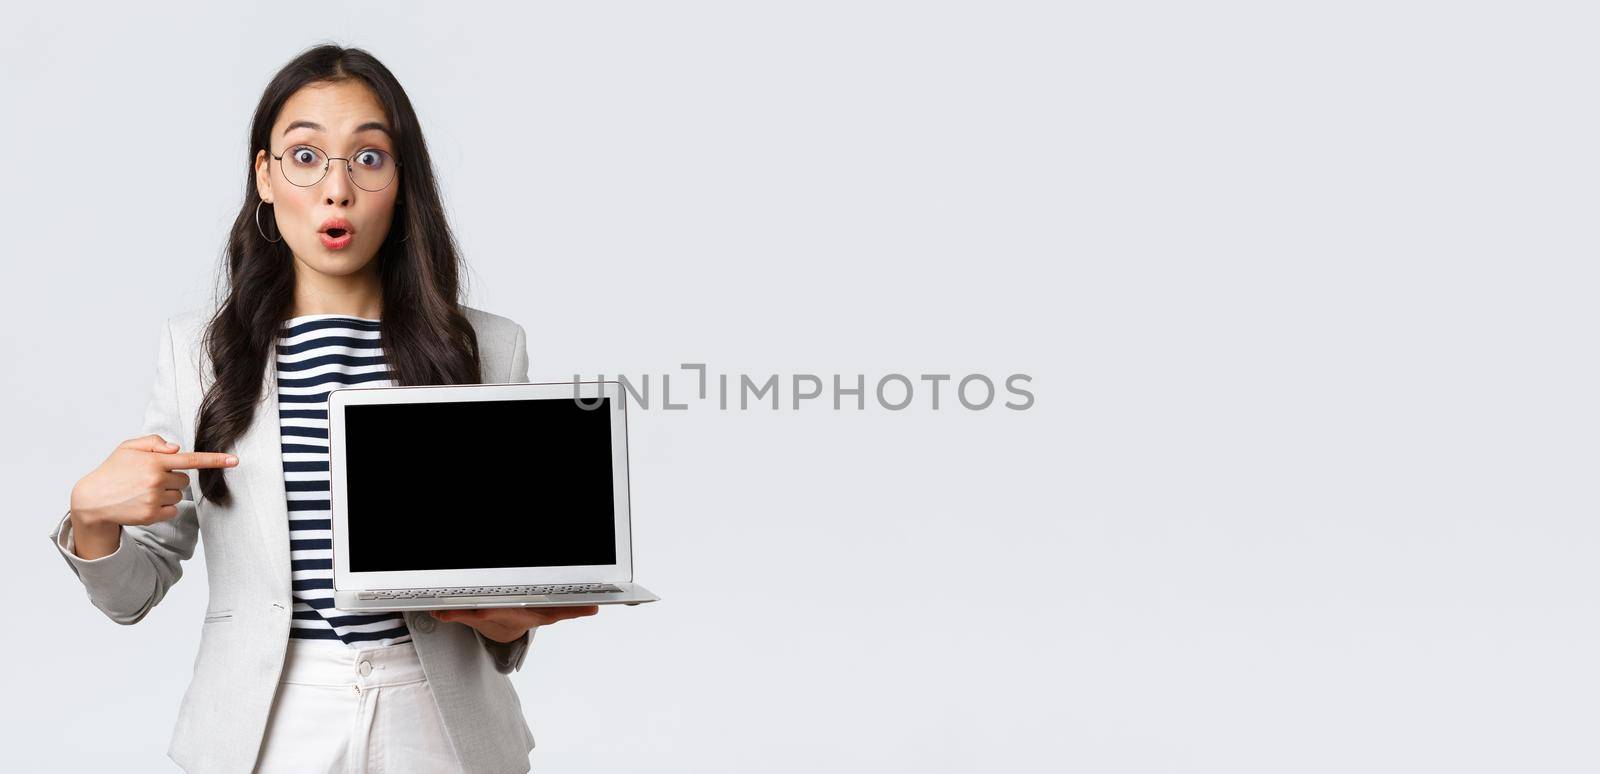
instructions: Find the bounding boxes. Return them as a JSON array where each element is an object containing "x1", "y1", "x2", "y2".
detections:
[{"x1": 327, "y1": 380, "x2": 660, "y2": 612}]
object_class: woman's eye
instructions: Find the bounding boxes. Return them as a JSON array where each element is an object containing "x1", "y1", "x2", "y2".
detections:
[
  {"x1": 356, "y1": 150, "x2": 387, "y2": 168},
  {"x1": 290, "y1": 147, "x2": 320, "y2": 166}
]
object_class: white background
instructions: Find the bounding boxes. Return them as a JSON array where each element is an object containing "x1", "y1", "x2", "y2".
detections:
[{"x1": 2, "y1": 2, "x2": 1594, "y2": 772}]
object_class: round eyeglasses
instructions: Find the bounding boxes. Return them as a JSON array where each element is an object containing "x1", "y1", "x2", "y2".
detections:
[{"x1": 268, "y1": 143, "x2": 401, "y2": 192}]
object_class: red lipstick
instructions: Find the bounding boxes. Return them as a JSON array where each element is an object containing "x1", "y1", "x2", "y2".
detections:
[{"x1": 318, "y1": 217, "x2": 355, "y2": 250}]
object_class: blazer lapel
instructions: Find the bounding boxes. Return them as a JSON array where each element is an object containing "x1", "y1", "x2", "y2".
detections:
[{"x1": 236, "y1": 347, "x2": 292, "y2": 602}]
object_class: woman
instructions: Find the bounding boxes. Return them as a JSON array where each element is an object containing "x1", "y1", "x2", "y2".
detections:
[{"x1": 48, "y1": 44, "x2": 595, "y2": 773}]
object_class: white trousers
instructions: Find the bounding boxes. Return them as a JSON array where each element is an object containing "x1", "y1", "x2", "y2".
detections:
[{"x1": 254, "y1": 638, "x2": 464, "y2": 774}]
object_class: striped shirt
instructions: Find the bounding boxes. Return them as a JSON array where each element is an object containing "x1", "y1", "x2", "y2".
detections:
[{"x1": 276, "y1": 313, "x2": 411, "y2": 646}]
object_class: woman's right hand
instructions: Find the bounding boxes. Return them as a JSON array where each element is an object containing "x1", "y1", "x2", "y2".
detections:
[{"x1": 69, "y1": 434, "x2": 238, "y2": 529}]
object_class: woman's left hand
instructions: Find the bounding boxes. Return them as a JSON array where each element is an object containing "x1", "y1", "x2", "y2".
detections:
[{"x1": 430, "y1": 606, "x2": 600, "y2": 642}]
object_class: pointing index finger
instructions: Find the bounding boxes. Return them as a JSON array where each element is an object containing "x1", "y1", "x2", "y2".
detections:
[{"x1": 159, "y1": 451, "x2": 239, "y2": 470}]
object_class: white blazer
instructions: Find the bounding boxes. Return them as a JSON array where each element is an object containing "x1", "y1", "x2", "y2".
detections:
[{"x1": 49, "y1": 304, "x2": 538, "y2": 773}]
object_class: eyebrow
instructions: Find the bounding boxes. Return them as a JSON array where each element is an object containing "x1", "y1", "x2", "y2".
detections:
[{"x1": 283, "y1": 120, "x2": 393, "y2": 139}]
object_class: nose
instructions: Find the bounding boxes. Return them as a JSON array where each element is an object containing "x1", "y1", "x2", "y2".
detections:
[{"x1": 322, "y1": 160, "x2": 354, "y2": 206}]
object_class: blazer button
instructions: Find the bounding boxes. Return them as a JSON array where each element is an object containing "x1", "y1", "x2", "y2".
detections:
[{"x1": 413, "y1": 614, "x2": 436, "y2": 633}]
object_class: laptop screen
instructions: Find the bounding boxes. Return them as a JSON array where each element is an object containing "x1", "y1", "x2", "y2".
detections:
[{"x1": 341, "y1": 396, "x2": 619, "y2": 572}]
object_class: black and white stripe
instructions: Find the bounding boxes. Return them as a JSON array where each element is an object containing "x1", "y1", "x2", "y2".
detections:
[{"x1": 277, "y1": 314, "x2": 411, "y2": 645}]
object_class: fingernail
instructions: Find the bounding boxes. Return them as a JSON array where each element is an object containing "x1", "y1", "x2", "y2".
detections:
[{"x1": 225, "y1": 456, "x2": 238, "y2": 465}]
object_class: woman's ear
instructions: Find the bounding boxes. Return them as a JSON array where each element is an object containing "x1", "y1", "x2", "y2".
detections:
[{"x1": 254, "y1": 149, "x2": 273, "y2": 203}]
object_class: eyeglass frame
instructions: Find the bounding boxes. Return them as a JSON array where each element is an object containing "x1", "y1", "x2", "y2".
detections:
[{"x1": 266, "y1": 142, "x2": 402, "y2": 192}]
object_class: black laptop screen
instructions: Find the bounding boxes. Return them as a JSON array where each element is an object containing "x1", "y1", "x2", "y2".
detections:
[{"x1": 342, "y1": 396, "x2": 618, "y2": 572}]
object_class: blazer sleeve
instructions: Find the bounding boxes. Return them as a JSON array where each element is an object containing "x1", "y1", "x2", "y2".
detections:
[
  {"x1": 48, "y1": 317, "x2": 201, "y2": 625},
  {"x1": 477, "y1": 321, "x2": 534, "y2": 673}
]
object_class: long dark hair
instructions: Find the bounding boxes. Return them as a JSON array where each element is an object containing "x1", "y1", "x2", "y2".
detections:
[{"x1": 195, "y1": 43, "x2": 482, "y2": 505}]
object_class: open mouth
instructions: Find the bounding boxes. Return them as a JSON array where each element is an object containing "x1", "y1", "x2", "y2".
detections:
[{"x1": 325, "y1": 228, "x2": 349, "y2": 238}]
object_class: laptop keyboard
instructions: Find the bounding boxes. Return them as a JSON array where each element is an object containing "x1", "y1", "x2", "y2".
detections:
[{"x1": 357, "y1": 583, "x2": 624, "y2": 600}]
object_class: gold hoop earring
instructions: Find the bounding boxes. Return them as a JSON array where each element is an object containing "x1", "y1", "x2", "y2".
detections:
[{"x1": 255, "y1": 200, "x2": 281, "y2": 244}]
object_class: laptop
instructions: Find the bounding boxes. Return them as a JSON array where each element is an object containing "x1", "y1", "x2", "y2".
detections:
[{"x1": 327, "y1": 379, "x2": 660, "y2": 612}]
